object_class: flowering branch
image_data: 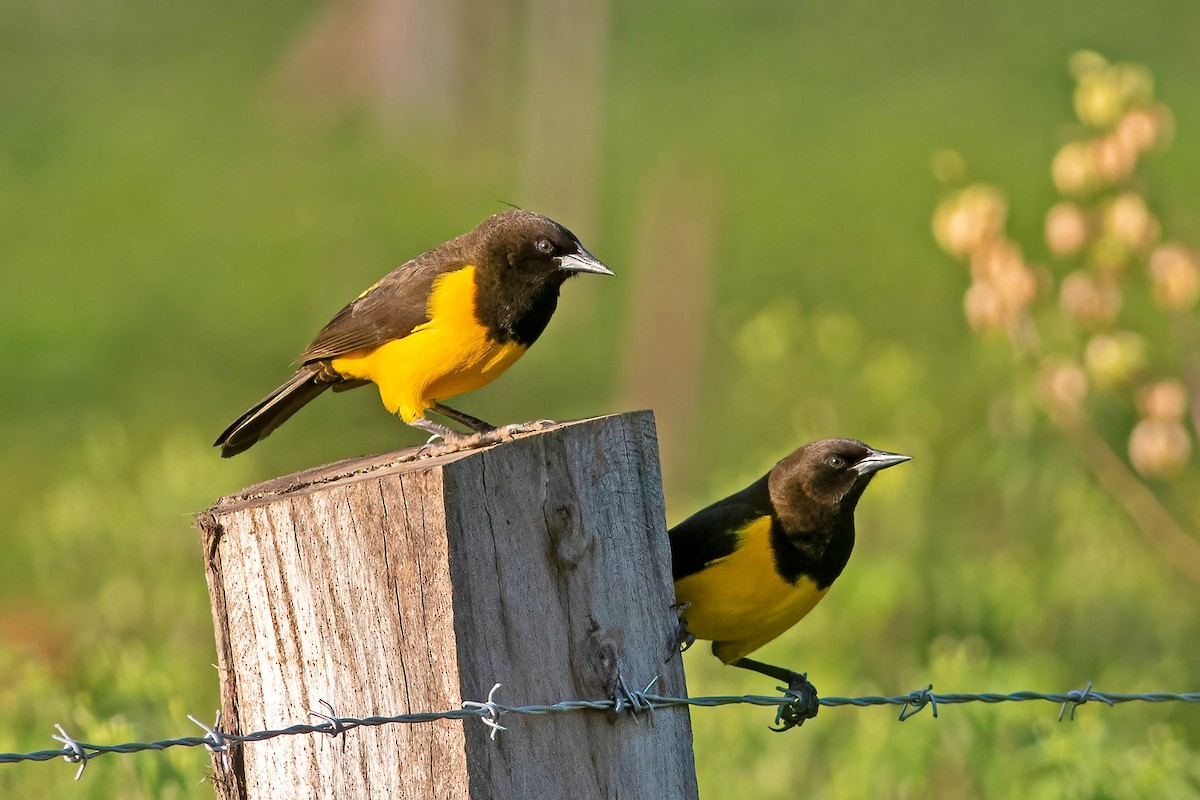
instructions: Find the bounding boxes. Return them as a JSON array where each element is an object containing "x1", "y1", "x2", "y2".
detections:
[{"x1": 932, "y1": 51, "x2": 1200, "y2": 581}]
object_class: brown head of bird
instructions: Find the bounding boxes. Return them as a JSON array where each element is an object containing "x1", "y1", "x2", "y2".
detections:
[
  {"x1": 469, "y1": 210, "x2": 613, "y2": 345},
  {"x1": 768, "y1": 438, "x2": 912, "y2": 541}
]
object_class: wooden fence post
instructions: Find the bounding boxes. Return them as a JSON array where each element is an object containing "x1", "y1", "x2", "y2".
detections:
[{"x1": 196, "y1": 411, "x2": 699, "y2": 800}]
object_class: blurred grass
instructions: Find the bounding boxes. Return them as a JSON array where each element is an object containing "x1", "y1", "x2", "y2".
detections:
[{"x1": 3, "y1": 0, "x2": 1200, "y2": 797}]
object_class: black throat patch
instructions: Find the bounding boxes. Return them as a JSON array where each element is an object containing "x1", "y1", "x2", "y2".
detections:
[
  {"x1": 471, "y1": 269, "x2": 563, "y2": 346},
  {"x1": 769, "y1": 512, "x2": 856, "y2": 590}
]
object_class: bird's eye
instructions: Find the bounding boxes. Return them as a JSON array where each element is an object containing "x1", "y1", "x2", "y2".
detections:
[
  {"x1": 536, "y1": 238, "x2": 554, "y2": 254},
  {"x1": 826, "y1": 455, "x2": 846, "y2": 469}
]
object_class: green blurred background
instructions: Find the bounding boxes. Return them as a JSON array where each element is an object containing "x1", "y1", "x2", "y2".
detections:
[{"x1": 3, "y1": 0, "x2": 1200, "y2": 797}]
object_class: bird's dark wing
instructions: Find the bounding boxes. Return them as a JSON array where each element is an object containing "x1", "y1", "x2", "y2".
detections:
[
  {"x1": 298, "y1": 247, "x2": 467, "y2": 363},
  {"x1": 669, "y1": 475, "x2": 773, "y2": 581}
]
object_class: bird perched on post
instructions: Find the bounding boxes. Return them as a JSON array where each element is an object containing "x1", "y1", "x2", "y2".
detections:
[
  {"x1": 669, "y1": 438, "x2": 910, "y2": 729},
  {"x1": 214, "y1": 210, "x2": 613, "y2": 457}
]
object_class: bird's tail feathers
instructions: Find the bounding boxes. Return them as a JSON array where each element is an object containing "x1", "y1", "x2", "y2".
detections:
[{"x1": 214, "y1": 367, "x2": 333, "y2": 457}]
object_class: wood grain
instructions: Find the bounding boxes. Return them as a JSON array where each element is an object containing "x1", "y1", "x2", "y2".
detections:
[{"x1": 198, "y1": 412, "x2": 698, "y2": 800}]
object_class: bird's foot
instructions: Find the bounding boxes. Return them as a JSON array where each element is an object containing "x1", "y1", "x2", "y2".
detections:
[
  {"x1": 494, "y1": 419, "x2": 556, "y2": 439},
  {"x1": 417, "y1": 431, "x2": 491, "y2": 458},
  {"x1": 663, "y1": 603, "x2": 695, "y2": 663},
  {"x1": 447, "y1": 419, "x2": 554, "y2": 447},
  {"x1": 413, "y1": 419, "x2": 556, "y2": 458},
  {"x1": 770, "y1": 672, "x2": 820, "y2": 732}
]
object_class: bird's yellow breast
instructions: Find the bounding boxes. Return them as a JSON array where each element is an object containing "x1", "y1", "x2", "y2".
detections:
[
  {"x1": 673, "y1": 515, "x2": 829, "y2": 664},
  {"x1": 330, "y1": 266, "x2": 527, "y2": 422}
]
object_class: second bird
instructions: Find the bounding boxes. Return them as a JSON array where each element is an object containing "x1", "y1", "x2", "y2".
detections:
[
  {"x1": 670, "y1": 438, "x2": 910, "y2": 729},
  {"x1": 215, "y1": 210, "x2": 613, "y2": 457}
]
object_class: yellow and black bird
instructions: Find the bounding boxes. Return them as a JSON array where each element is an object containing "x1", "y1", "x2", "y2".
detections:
[
  {"x1": 215, "y1": 210, "x2": 612, "y2": 457},
  {"x1": 669, "y1": 438, "x2": 909, "y2": 728}
]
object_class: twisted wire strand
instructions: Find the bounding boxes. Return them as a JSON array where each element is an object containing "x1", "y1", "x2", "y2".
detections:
[{"x1": 3, "y1": 685, "x2": 1197, "y2": 776}]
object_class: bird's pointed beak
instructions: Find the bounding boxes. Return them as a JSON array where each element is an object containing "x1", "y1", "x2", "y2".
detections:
[
  {"x1": 853, "y1": 449, "x2": 912, "y2": 476},
  {"x1": 557, "y1": 246, "x2": 615, "y2": 276}
]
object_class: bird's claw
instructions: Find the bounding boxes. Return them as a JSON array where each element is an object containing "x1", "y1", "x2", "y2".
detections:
[
  {"x1": 416, "y1": 433, "x2": 445, "y2": 452},
  {"x1": 770, "y1": 673, "x2": 819, "y2": 732},
  {"x1": 663, "y1": 603, "x2": 695, "y2": 663}
]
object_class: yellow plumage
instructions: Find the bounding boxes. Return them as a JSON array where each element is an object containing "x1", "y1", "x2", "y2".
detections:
[
  {"x1": 673, "y1": 515, "x2": 830, "y2": 664},
  {"x1": 331, "y1": 266, "x2": 527, "y2": 423}
]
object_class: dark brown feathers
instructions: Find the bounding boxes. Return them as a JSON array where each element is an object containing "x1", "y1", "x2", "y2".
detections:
[{"x1": 213, "y1": 367, "x2": 332, "y2": 457}]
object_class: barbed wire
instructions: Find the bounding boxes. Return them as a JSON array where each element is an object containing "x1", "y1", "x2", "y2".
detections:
[{"x1": 2, "y1": 682, "x2": 1197, "y2": 780}]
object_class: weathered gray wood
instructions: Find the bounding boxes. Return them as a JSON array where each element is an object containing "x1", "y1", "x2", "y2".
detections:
[{"x1": 197, "y1": 411, "x2": 698, "y2": 800}]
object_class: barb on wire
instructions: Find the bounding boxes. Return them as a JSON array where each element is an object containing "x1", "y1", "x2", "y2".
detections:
[
  {"x1": 308, "y1": 700, "x2": 347, "y2": 752},
  {"x1": 612, "y1": 675, "x2": 659, "y2": 721},
  {"x1": 898, "y1": 684, "x2": 938, "y2": 721},
  {"x1": 1057, "y1": 681, "x2": 1113, "y2": 721},
  {"x1": 461, "y1": 684, "x2": 507, "y2": 740},
  {"x1": 50, "y1": 724, "x2": 90, "y2": 781},
  {"x1": 187, "y1": 712, "x2": 231, "y2": 773},
  {"x1": 3, "y1": 684, "x2": 1198, "y2": 778}
]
